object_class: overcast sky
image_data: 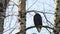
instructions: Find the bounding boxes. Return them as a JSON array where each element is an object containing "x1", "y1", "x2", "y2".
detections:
[{"x1": 4, "y1": 0, "x2": 55, "y2": 34}]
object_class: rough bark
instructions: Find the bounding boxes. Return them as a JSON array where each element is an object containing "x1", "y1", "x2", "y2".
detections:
[
  {"x1": 54, "y1": 0, "x2": 60, "y2": 34},
  {"x1": 18, "y1": 0, "x2": 26, "y2": 34},
  {"x1": 0, "y1": 0, "x2": 10, "y2": 34}
]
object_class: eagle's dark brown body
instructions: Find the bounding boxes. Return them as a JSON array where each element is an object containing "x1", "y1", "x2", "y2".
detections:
[{"x1": 34, "y1": 13, "x2": 42, "y2": 32}]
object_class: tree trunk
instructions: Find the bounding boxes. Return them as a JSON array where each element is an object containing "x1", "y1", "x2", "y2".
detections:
[
  {"x1": 0, "y1": 0, "x2": 10, "y2": 34},
  {"x1": 18, "y1": 0, "x2": 26, "y2": 34},
  {"x1": 54, "y1": 0, "x2": 60, "y2": 34}
]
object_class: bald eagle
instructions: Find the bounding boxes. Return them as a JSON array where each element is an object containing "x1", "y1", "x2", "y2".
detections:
[{"x1": 34, "y1": 13, "x2": 42, "y2": 33}]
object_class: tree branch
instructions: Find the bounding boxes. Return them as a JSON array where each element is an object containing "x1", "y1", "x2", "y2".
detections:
[
  {"x1": 16, "y1": 25, "x2": 55, "y2": 34},
  {"x1": 26, "y1": 10, "x2": 54, "y2": 14},
  {"x1": 25, "y1": 26, "x2": 54, "y2": 31}
]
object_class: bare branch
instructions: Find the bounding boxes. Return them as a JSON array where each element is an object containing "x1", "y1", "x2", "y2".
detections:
[
  {"x1": 16, "y1": 25, "x2": 54, "y2": 34},
  {"x1": 26, "y1": 10, "x2": 54, "y2": 14}
]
